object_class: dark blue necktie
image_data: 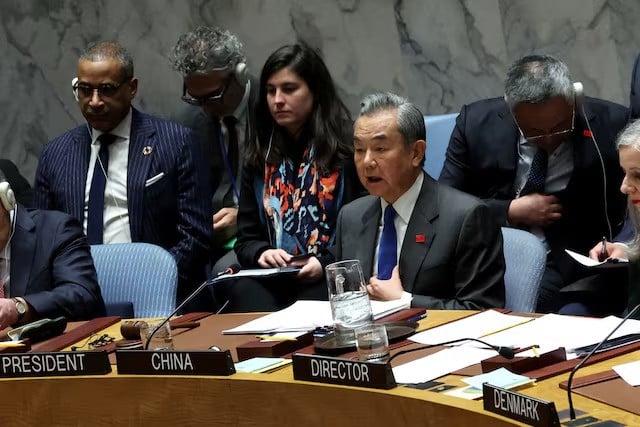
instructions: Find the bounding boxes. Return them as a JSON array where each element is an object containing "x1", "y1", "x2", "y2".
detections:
[
  {"x1": 87, "y1": 133, "x2": 116, "y2": 245},
  {"x1": 520, "y1": 148, "x2": 548, "y2": 196},
  {"x1": 377, "y1": 204, "x2": 397, "y2": 280}
]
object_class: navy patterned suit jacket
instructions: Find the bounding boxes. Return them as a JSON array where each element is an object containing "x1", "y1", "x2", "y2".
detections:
[{"x1": 33, "y1": 108, "x2": 212, "y2": 302}]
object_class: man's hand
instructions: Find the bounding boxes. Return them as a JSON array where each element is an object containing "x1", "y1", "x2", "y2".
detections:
[
  {"x1": 588, "y1": 240, "x2": 627, "y2": 261},
  {"x1": 366, "y1": 266, "x2": 404, "y2": 301},
  {"x1": 294, "y1": 256, "x2": 323, "y2": 283},
  {"x1": 258, "y1": 249, "x2": 292, "y2": 268},
  {"x1": 0, "y1": 298, "x2": 19, "y2": 329},
  {"x1": 508, "y1": 194, "x2": 562, "y2": 227},
  {"x1": 212, "y1": 207, "x2": 238, "y2": 241}
]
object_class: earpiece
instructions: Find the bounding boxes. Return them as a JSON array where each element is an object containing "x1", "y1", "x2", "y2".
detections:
[
  {"x1": 72, "y1": 77, "x2": 79, "y2": 102},
  {"x1": 233, "y1": 62, "x2": 249, "y2": 86},
  {"x1": 0, "y1": 182, "x2": 16, "y2": 212},
  {"x1": 573, "y1": 81, "x2": 583, "y2": 109}
]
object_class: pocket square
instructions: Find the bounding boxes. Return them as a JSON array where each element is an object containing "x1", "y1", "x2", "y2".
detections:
[{"x1": 145, "y1": 172, "x2": 165, "y2": 187}]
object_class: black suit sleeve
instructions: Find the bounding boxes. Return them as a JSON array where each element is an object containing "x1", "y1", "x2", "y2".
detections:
[
  {"x1": 234, "y1": 170, "x2": 273, "y2": 267},
  {"x1": 439, "y1": 105, "x2": 512, "y2": 225},
  {"x1": 22, "y1": 215, "x2": 105, "y2": 320},
  {"x1": 411, "y1": 203, "x2": 506, "y2": 310}
]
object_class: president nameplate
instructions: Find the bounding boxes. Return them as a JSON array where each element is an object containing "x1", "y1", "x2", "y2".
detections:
[
  {"x1": 116, "y1": 350, "x2": 236, "y2": 376},
  {"x1": 0, "y1": 351, "x2": 111, "y2": 378},
  {"x1": 292, "y1": 353, "x2": 396, "y2": 389},
  {"x1": 483, "y1": 384, "x2": 560, "y2": 426}
]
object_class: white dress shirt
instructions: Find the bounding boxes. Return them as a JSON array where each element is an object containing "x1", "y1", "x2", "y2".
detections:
[
  {"x1": 83, "y1": 108, "x2": 132, "y2": 243},
  {"x1": 373, "y1": 172, "x2": 424, "y2": 276}
]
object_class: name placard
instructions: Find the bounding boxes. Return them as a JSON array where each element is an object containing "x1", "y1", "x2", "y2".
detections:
[
  {"x1": 292, "y1": 353, "x2": 396, "y2": 390},
  {"x1": 483, "y1": 384, "x2": 560, "y2": 427},
  {"x1": 0, "y1": 351, "x2": 111, "y2": 378},
  {"x1": 115, "y1": 350, "x2": 235, "y2": 376}
]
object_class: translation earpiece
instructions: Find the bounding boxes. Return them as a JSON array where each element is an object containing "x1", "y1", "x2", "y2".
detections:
[
  {"x1": 0, "y1": 182, "x2": 16, "y2": 211},
  {"x1": 573, "y1": 81, "x2": 583, "y2": 108},
  {"x1": 71, "y1": 77, "x2": 79, "y2": 102},
  {"x1": 234, "y1": 62, "x2": 249, "y2": 86}
]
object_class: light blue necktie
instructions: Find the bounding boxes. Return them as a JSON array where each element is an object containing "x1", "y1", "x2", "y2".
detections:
[{"x1": 377, "y1": 205, "x2": 397, "y2": 280}]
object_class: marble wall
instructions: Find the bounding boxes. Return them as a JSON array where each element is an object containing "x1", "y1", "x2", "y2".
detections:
[{"x1": 2, "y1": 0, "x2": 639, "y2": 181}]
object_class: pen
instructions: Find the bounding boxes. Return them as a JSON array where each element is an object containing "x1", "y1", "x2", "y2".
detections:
[
  {"x1": 600, "y1": 236, "x2": 607, "y2": 262},
  {"x1": 514, "y1": 345, "x2": 540, "y2": 357},
  {"x1": 407, "y1": 313, "x2": 427, "y2": 323}
]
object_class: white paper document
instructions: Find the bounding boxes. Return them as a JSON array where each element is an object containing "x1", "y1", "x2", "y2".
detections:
[
  {"x1": 565, "y1": 249, "x2": 628, "y2": 267},
  {"x1": 392, "y1": 345, "x2": 498, "y2": 384},
  {"x1": 409, "y1": 310, "x2": 533, "y2": 345},
  {"x1": 612, "y1": 360, "x2": 640, "y2": 386},
  {"x1": 477, "y1": 314, "x2": 640, "y2": 357},
  {"x1": 222, "y1": 297, "x2": 411, "y2": 335}
]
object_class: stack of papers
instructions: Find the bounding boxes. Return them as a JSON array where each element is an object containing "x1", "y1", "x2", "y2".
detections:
[
  {"x1": 234, "y1": 357, "x2": 292, "y2": 373},
  {"x1": 223, "y1": 297, "x2": 411, "y2": 335}
]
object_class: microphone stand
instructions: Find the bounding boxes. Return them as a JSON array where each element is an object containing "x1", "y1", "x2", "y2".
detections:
[
  {"x1": 566, "y1": 304, "x2": 640, "y2": 420},
  {"x1": 387, "y1": 337, "x2": 515, "y2": 364},
  {"x1": 143, "y1": 269, "x2": 238, "y2": 350}
]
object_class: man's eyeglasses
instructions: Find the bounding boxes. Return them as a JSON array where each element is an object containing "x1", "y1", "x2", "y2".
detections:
[
  {"x1": 181, "y1": 78, "x2": 231, "y2": 106},
  {"x1": 517, "y1": 109, "x2": 575, "y2": 144},
  {"x1": 73, "y1": 80, "x2": 128, "y2": 99}
]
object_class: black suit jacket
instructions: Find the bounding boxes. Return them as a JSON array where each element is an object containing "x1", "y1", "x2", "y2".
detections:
[
  {"x1": 11, "y1": 206, "x2": 105, "y2": 320},
  {"x1": 335, "y1": 173, "x2": 505, "y2": 310},
  {"x1": 0, "y1": 159, "x2": 33, "y2": 207},
  {"x1": 33, "y1": 108, "x2": 212, "y2": 301},
  {"x1": 440, "y1": 96, "x2": 628, "y2": 282}
]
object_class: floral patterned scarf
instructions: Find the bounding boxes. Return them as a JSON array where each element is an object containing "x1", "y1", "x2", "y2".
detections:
[{"x1": 262, "y1": 148, "x2": 343, "y2": 255}]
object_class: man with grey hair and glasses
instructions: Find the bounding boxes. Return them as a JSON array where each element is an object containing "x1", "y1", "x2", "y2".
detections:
[
  {"x1": 335, "y1": 92, "x2": 505, "y2": 309},
  {"x1": 440, "y1": 54, "x2": 628, "y2": 315},
  {"x1": 171, "y1": 26, "x2": 257, "y2": 273}
]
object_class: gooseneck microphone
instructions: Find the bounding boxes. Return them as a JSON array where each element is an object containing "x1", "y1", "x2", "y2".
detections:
[
  {"x1": 143, "y1": 264, "x2": 241, "y2": 350},
  {"x1": 387, "y1": 337, "x2": 515, "y2": 365},
  {"x1": 566, "y1": 304, "x2": 640, "y2": 420}
]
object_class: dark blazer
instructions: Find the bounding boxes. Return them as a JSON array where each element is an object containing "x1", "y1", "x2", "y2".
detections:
[
  {"x1": 32, "y1": 108, "x2": 212, "y2": 301},
  {"x1": 440, "y1": 96, "x2": 628, "y2": 282},
  {"x1": 11, "y1": 205, "x2": 105, "y2": 320},
  {"x1": 0, "y1": 159, "x2": 33, "y2": 207},
  {"x1": 335, "y1": 173, "x2": 505, "y2": 310},
  {"x1": 630, "y1": 53, "x2": 640, "y2": 120}
]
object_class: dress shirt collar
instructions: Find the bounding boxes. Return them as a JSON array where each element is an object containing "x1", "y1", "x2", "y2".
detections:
[
  {"x1": 380, "y1": 172, "x2": 424, "y2": 224},
  {"x1": 90, "y1": 107, "x2": 133, "y2": 144}
]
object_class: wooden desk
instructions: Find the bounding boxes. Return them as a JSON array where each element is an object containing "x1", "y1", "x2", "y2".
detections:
[{"x1": 1, "y1": 311, "x2": 638, "y2": 426}]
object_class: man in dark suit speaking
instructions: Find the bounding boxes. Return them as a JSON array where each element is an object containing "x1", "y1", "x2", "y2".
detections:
[
  {"x1": 33, "y1": 41, "x2": 211, "y2": 307},
  {"x1": 0, "y1": 179, "x2": 104, "y2": 328},
  {"x1": 335, "y1": 93, "x2": 505, "y2": 310},
  {"x1": 439, "y1": 54, "x2": 628, "y2": 314}
]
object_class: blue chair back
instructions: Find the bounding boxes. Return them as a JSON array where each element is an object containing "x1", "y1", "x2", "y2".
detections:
[
  {"x1": 423, "y1": 113, "x2": 458, "y2": 179},
  {"x1": 90, "y1": 243, "x2": 178, "y2": 318},
  {"x1": 501, "y1": 227, "x2": 546, "y2": 312}
]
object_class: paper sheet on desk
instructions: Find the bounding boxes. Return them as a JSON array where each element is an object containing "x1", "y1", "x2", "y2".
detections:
[
  {"x1": 613, "y1": 360, "x2": 640, "y2": 386},
  {"x1": 222, "y1": 297, "x2": 411, "y2": 334},
  {"x1": 392, "y1": 345, "x2": 497, "y2": 384},
  {"x1": 565, "y1": 249, "x2": 628, "y2": 267},
  {"x1": 409, "y1": 310, "x2": 532, "y2": 345},
  {"x1": 476, "y1": 314, "x2": 640, "y2": 357}
]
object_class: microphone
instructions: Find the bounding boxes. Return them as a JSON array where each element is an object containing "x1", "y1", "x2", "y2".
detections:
[
  {"x1": 143, "y1": 264, "x2": 241, "y2": 350},
  {"x1": 566, "y1": 304, "x2": 640, "y2": 420},
  {"x1": 387, "y1": 337, "x2": 515, "y2": 365}
]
